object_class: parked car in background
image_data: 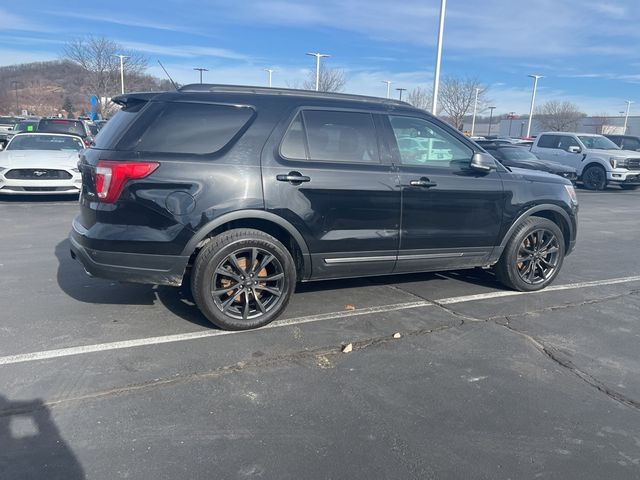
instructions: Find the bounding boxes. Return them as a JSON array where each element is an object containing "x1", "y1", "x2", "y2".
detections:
[
  {"x1": 605, "y1": 134, "x2": 640, "y2": 152},
  {"x1": 6, "y1": 119, "x2": 40, "y2": 143},
  {"x1": 0, "y1": 116, "x2": 23, "y2": 149},
  {"x1": 70, "y1": 85, "x2": 577, "y2": 330},
  {"x1": 482, "y1": 144, "x2": 577, "y2": 183},
  {"x1": 37, "y1": 118, "x2": 93, "y2": 147},
  {"x1": 0, "y1": 133, "x2": 84, "y2": 195},
  {"x1": 531, "y1": 132, "x2": 640, "y2": 190}
]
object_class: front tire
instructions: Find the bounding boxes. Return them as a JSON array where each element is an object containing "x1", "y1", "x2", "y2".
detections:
[
  {"x1": 495, "y1": 217, "x2": 565, "y2": 292},
  {"x1": 191, "y1": 229, "x2": 296, "y2": 330},
  {"x1": 581, "y1": 165, "x2": 607, "y2": 190}
]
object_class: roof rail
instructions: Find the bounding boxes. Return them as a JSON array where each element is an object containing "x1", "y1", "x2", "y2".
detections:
[{"x1": 177, "y1": 83, "x2": 410, "y2": 106}]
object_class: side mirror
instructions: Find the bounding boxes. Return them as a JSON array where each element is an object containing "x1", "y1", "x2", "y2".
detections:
[
  {"x1": 470, "y1": 152, "x2": 496, "y2": 173},
  {"x1": 568, "y1": 146, "x2": 581, "y2": 154}
]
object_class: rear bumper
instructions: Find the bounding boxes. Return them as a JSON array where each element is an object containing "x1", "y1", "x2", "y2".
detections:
[{"x1": 69, "y1": 232, "x2": 189, "y2": 286}]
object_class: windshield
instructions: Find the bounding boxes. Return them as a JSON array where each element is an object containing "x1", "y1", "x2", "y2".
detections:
[
  {"x1": 7, "y1": 134, "x2": 84, "y2": 151},
  {"x1": 15, "y1": 122, "x2": 38, "y2": 133},
  {"x1": 578, "y1": 135, "x2": 620, "y2": 150}
]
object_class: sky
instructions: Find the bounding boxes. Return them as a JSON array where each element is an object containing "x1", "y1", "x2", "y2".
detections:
[{"x1": 1, "y1": 0, "x2": 639, "y2": 116}]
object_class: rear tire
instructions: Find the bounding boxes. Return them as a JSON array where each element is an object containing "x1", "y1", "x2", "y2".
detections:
[
  {"x1": 495, "y1": 217, "x2": 565, "y2": 292},
  {"x1": 191, "y1": 229, "x2": 296, "y2": 330},
  {"x1": 581, "y1": 165, "x2": 607, "y2": 190}
]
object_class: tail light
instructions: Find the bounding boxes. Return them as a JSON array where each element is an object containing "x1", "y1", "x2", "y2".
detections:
[{"x1": 95, "y1": 161, "x2": 159, "y2": 203}]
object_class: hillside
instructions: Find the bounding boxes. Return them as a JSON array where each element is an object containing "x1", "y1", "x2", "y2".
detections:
[{"x1": 0, "y1": 60, "x2": 173, "y2": 117}]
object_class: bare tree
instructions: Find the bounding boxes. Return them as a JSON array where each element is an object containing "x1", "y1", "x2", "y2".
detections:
[
  {"x1": 534, "y1": 100, "x2": 585, "y2": 132},
  {"x1": 302, "y1": 66, "x2": 346, "y2": 92},
  {"x1": 438, "y1": 76, "x2": 487, "y2": 130},
  {"x1": 406, "y1": 87, "x2": 432, "y2": 111},
  {"x1": 63, "y1": 36, "x2": 147, "y2": 108}
]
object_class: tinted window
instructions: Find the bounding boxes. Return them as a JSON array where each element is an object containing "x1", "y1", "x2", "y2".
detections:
[
  {"x1": 38, "y1": 119, "x2": 86, "y2": 138},
  {"x1": 622, "y1": 137, "x2": 640, "y2": 150},
  {"x1": 577, "y1": 135, "x2": 620, "y2": 150},
  {"x1": 14, "y1": 121, "x2": 38, "y2": 133},
  {"x1": 93, "y1": 102, "x2": 145, "y2": 150},
  {"x1": 117, "y1": 102, "x2": 254, "y2": 155},
  {"x1": 302, "y1": 110, "x2": 379, "y2": 163},
  {"x1": 497, "y1": 147, "x2": 538, "y2": 161},
  {"x1": 389, "y1": 115, "x2": 472, "y2": 167},
  {"x1": 280, "y1": 113, "x2": 307, "y2": 159},
  {"x1": 536, "y1": 135, "x2": 560, "y2": 148}
]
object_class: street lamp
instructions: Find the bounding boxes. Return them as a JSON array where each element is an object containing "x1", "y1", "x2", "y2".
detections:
[
  {"x1": 470, "y1": 87, "x2": 480, "y2": 136},
  {"x1": 264, "y1": 68, "x2": 274, "y2": 88},
  {"x1": 194, "y1": 67, "x2": 209, "y2": 84},
  {"x1": 507, "y1": 112, "x2": 517, "y2": 136},
  {"x1": 396, "y1": 88, "x2": 407, "y2": 101},
  {"x1": 113, "y1": 54, "x2": 129, "y2": 94},
  {"x1": 431, "y1": 0, "x2": 447, "y2": 115},
  {"x1": 623, "y1": 100, "x2": 633, "y2": 133},
  {"x1": 487, "y1": 106, "x2": 496, "y2": 136},
  {"x1": 526, "y1": 74, "x2": 543, "y2": 138},
  {"x1": 382, "y1": 80, "x2": 392, "y2": 99},
  {"x1": 306, "y1": 52, "x2": 330, "y2": 91}
]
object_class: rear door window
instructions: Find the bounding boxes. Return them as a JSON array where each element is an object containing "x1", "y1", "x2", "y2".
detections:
[
  {"x1": 536, "y1": 134, "x2": 561, "y2": 148},
  {"x1": 116, "y1": 102, "x2": 255, "y2": 155}
]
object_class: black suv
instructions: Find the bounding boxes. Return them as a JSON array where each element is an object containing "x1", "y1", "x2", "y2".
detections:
[{"x1": 70, "y1": 85, "x2": 578, "y2": 330}]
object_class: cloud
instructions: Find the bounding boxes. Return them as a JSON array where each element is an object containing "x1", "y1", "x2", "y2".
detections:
[
  {"x1": 120, "y1": 41, "x2": 249, "y2": 61},
  {"x1": 0, "y1": 9, "x2": 55, "y2": 33}
]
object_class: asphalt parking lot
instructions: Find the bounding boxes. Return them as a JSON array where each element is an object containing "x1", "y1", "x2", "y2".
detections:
[{"x1": 1, "y1": 189, "x2": 640, "y2": 479}]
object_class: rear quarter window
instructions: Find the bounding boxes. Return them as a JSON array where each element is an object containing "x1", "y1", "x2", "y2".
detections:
[{"x1": 116, "y1": 102, "x2": 255, "y2": 155}]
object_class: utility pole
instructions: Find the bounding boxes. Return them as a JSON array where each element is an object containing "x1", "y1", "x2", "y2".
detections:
[
  {"x1": 470, "y1": 87, "x2": 480, "y2": 136},
  {"x1": 487, "y1": 106, "x2": 496, "y2": 136},
  {"x1": 306, "y1": 52, "x2": 330, "y2": 91},
  {"x1": 396, "y1": 88, "x2": 407, "y2": 101},
  {"x1": 113, "y1": 54, "x2": 129, "y2": 94},
  {"x1": 431, "y1": 0, "x2": 447, "y2": 115},
  {"x1": 264, "y1": 68, "x2": 274, "y2": 87},
  {"x1": 623, "y1": 100, "x2": 633, "y2": 133},
  {"x1": 194, "y1": 67, "x2": 209, "y2": 84},
  {"x1": 382, "y1": 80, "x2": 392, "y2": 99},
  {"x1": 526, "y1": 74, "x2": 543, "y2": 138}
]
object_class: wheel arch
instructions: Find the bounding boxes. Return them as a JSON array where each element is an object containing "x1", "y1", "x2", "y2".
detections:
[
  {"x1": 182, "y1": 210, "x2": 311, "y2": 280},
  {"x1": 579, "y1": 160, "x2": 608, "y2": 177}
]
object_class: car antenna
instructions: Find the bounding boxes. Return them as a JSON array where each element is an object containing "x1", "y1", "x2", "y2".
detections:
[{"x1": 157, "y1": 60, "x2": 179, "y2": 90}]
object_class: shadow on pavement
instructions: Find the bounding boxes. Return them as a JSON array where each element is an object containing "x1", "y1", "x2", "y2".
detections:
[
  {"x1": 0, "y1": 394, "x2": 85, "y2": 479},
  {"x1": 0, "y1": 194, "x2": 79, "y2": 203}
]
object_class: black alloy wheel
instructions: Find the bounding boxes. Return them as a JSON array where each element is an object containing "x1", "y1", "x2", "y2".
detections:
[
  {"x1": 582, "y1": 165, "x2": 607, "y2": 190},
  {"x1": 495, "y1": 217, "x2": 565, "y2": 292},
  {"x1": 191, "y1": 229, "x2": 296, "y2": 330},
  {"x1": 212, "y1": 247, "x2": 285, "y2": 321},
  {"x1": 515, "y1": 229, "x2": 560, "y2": 285}
]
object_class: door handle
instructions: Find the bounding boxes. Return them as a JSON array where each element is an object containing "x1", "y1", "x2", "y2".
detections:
[
  {"x1": 409, "y1": 177, "x2": 437, "y2": 188},
  {"x1": 276, "y1": 171, "x2": 311, "y2": 184}
]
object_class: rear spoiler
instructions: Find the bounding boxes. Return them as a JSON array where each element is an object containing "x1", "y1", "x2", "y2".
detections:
[{"x1": 110, "y1": 92, "x2": 159, "y2": 107}]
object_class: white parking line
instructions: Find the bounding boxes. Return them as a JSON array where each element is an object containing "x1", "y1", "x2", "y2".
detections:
[{"x1": 1, "y1": 275, "x2": 640, "y2": 366}]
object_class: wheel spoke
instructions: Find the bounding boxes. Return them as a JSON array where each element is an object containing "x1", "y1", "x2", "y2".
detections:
[
  {"x1": 221, "y1": 294, "x2": 236, "y2": 312},
  {"x1": 250, "y1": 248, "x2": 258, "y2": 272},
  {"x1": 517, "y1": 255, "x2": 532, "y2": 263},
  {"x1": 259, "y1": 272, "x2": 284, "y2": 282},
  {"x1": 212, "y1": 282, "x2": 241, "y2": 296},
  {"x1": 543, "y1": 246, "x2": 559, "y2": 255},
  {"x1": 254, "y1": 285, "x2": 282, "y2": 297},
  {"x1": 527, "y1": 262, "x2": 537, "y2": 282},
  {"x1": 242, "y1": 290, "x2": 250, "y2": 320},
  {"x1": 229, "y1": 254, "x2": 247, "y2": 276},
  {"x1": 256, "y1": 253, "x2": 275, "y2": 273},
  {"x1": 539, "y1": 257, "x2": 555, "y2": 269},
  {"x1": 253, "y1": 289, "x2": 267, "y2": 313},
  {"x1": 540, "y1": 234, "x2": 554, "y2": 250},
  {"x1": 215, "y1": 268, "x2": 242, "y2": 282}
]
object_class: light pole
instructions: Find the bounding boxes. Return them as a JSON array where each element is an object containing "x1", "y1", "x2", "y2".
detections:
[
  {"x1": 194, "y1": 67, "x2": 209, "y2": 84},
  {"x1": 10, "y1": 81, "x2": 21, "y2": 114},
  {"x1": 431, "y1": 0, "x2": 447, "y2": 115},
  {"x1": 526, "y1": 74, "x2": 543, "y2": 138},
  {"x1": 470, "y1": 87, "x2": 480, "y2": 136},
  {"x1": 382, "y1": 80, "x2": 392, "y2": 99},
  {"x1": 508, "y1": 112, "x2": 516, "y2": 136},
  {"x1": 623, "y1": 100, "x2": 633, "y2": 133},
  {"x1": 396, "y1": 88, "x2": 407, "y2": 101},
  {"x1": 113, "y1": 54, "x2": 129, "y2": 94},
  {"x1": 306, "y1": 52, "x2": 330, "y2": 91},
  {"x1": 487, "y1": 106, "x2": 496, "y2": 136},
  {"x1": 264, "y1": 68, "x2": 274, "y2": 87}
]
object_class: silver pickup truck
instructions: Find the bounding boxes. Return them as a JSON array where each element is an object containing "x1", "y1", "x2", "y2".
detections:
[{"x1": 531, "y1": 132, "x2": 640, "y2": 190}]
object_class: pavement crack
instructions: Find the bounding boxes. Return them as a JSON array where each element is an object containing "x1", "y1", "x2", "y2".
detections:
[
  {"x1": 500, "y1": 316, "x2": 640, "y2": 412},
  {"x1": 0, "y1": 324, "x2": 453, "y2": 416}
]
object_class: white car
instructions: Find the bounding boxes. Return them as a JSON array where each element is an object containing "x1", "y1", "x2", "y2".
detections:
[{"x1": 0, "y1": 133, "x2": 84, "y2": 195}]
